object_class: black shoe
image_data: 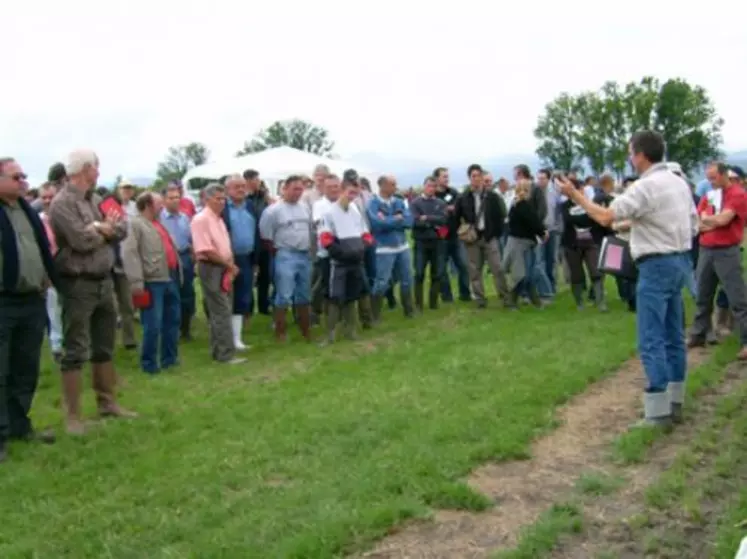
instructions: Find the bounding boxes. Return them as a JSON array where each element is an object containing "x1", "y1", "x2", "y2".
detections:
[
  {"x1": 13, "y1": 429, "x2": 56, "y2": 445},
  {"x1": 124, "y1": 344, "x2": 138, "y2": 351}
]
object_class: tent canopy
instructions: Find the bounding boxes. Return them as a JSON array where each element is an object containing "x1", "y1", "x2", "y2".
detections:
[{"x1": 183, "y1": 146, "x2": 379, "y2": 194}]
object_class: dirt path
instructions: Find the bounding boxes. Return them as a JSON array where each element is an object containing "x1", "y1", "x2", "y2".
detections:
[
  {"x1": 549, "y1": 360, "x2": 747, "y2": 559},
  {"x1": 354, "y1": 349, "x2": 711, "y2": 559}
]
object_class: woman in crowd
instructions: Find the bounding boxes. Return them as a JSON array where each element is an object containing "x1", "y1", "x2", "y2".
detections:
[
  {"x1": 502, "y1": 180, "x2": 547, "y2": 308},
  {"x1": 560, "y1": 178, "x2": 611, "y2": 311}
]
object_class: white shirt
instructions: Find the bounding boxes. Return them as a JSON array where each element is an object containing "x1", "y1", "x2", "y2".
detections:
[{"x1": 312, "y1": 197, "x2": 336, "y2": 258}]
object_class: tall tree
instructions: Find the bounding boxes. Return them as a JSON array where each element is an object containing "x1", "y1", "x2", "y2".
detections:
[
  {"x1": 535, "y1": 76, "x2": 724, "y2": 178},
  {"x1": 574, "y1": 92, "x2": 608, "y2": 175},
  {"x1": 533, "y1": 93, "x2": 583, "y2": 171},
  {"x1": 156, "y1": 142, "x2": 210, "y2": 183},
  {"x1": 599, "y1": 81, "x2": 632, "y2": 177},
  {"x1": 236, "y1": 119, "x2": 335, "y2": 156},
  {"x1": 653, "y1": 78, "x2": 723, "y2": 174}
]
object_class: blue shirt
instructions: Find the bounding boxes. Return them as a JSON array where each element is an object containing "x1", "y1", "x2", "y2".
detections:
[
  {"x1": 159, "y1": 209, "x2": 192, "y2": 252},
  {"x1": 227, "y1": 200, "x2": 256, "y2": 256},
  {"x1": 695, "y1": 179, "x2": 712, "y2": 198}
]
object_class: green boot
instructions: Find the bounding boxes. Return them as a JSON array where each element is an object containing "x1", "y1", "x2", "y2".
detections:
[
  {"x1": 593, "y1": 279, "x2": 608, "y2": 312},
  {"x1": 341, "y1": 303, "x2": 358, "y2": 340},
  {"x1": 571, "y1": 283, "x2": 585, "y2": 310},
  {"x1": 319, "y1": 303, "x2": 340, "y2": 347}
]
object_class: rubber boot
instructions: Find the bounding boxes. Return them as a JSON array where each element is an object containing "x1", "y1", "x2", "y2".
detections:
[
  {"x1": 428, "y1": 282, "x2": 439, "y2": 310},
  {"x1": 295, "y1": 304, "x2": 312, "y2": 342},
  {"x1": 273, "y1": 308, "x2": 288, "y2": 342},
  {"x1": 61, "y1": 370, "x2": 86, "y2": 436},
  {"x1": 341, "y1": 303, "x2": 358, "y2": 340},
  {"x1": 668, "y1": 381, "x2": 685, "y2": 424},
  {"x1": 231, "y1": 315, "x2": 247, "y2": 350},
  {"x1": 593, "y1": 279, "x2": 608, "y2": 312},
  {"x1": 414, "y1": 282, "x2": 424, "y2": 312},
  {"x1": 634, "y1": 390, "x2": 672, "y2": 430},
  {"x1": 320, "y1": 303, "x2": 340, "y2": 347},
  {"x1": 92, "y1": 362, "x2": 137, "y2": 419},
  {"x1": 358, "y1": 296, "x2": 374, "y2": 330},
  {"x1": 401, "y1": 288, "x2": 414, "y2": 318},
  {"x1": 571, "y1": 283, "x2": 585, "y2": 309},
  {"x1": 506, "y1": 288, "x2": 519, "y2": 310},
  {"x1": 370, "y1": 295, "x2": 383, "y2": 324},
  {"x1": 180, "y1": 313, "x2": 193, "y2": 341},
  {"x1": 528, "y1": 285, "x2": 542, "y2": 309}
]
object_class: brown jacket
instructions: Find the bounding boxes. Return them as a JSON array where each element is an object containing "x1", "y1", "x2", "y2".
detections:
[
  {"x1": 49, "y1": 185, "x2": 127, "y2": 278},
  {"x1": 122, "y1": 214, "x2": 182, "y2": 291}
]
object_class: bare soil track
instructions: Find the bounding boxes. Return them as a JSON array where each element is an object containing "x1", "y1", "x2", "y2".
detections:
[
  {"x1": 355, "y1": 348, "x2": 712, "y2": 559},
  {"x1": 550, "y1": 360, "x2": 747, "y2": 559}
]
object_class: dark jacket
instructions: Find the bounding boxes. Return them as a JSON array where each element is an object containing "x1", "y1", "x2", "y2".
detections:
[
  {"x1": 530, "y1": 184, "x2": 548, "y2": 223},
  {"x1": 454, "y1": 188, "x2": 506, "y2": 242},
  {"x1": 508, "y1": 199, "x2": 546, "y2": 240},
  {"x1": 560, "y1": 192, "x2": 612, "y2": 248},
  {"x1": 435, "y1": 186, "x2": 461, "y2": 239},
  {"x1": 410, "y1": 195, "x2": 448, "y2": 242},
  {"x1": 247, "y1": 192, "x2": 268, "y2": 252}
]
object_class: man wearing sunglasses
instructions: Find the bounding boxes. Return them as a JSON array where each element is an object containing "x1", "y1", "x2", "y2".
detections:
[{"x1": 0, "y1": 158, "x2": 59, "y2": 463}]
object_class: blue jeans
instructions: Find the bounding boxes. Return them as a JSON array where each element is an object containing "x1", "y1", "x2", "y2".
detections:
[
  {"x1": 140, "y1": 276, "x2": 181, "y2": 374},
  {"x1": 232, "y1": 252, "x2": 254, "y2": 314},
  {"x1": 178, "y1": 252, "x2": 196, "y2": 320},
  {"x1": 514, "y1": 244, "x2": 538, "y2": 295},
  {"x1": 541, "y1": 231, "x2": 560, "y2": 293},
  {"x1": 373, "y1": 250, "x2": 412, "y2": 296},
  {"x1": 636, "y1": 253, "x2": 690, "y2": 392},
  {"x1": 532, "y1": 242, "x2": 555, "y2": 298},
  {"x1": 441, "y1": 238, "x2": 471, "y2": 301},
  {"x1": 273, "y1": 249, "x2": 312, "y2": 308}
]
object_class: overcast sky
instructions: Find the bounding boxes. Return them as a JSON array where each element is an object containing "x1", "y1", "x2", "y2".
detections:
[{"x1": 3, "y1": 0, "x2": 746, "y2": 183}]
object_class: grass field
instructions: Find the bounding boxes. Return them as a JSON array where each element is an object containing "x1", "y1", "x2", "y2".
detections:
[{"x1": 0, "y1": 280, "x2": 744, "y2": 558}]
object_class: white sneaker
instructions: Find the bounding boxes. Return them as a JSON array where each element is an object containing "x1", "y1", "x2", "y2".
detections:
[{"x1": 227, "y1": 357, "x2": 246, "y2": 365}]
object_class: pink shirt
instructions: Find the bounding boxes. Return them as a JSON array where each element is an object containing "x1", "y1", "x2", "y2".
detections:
[
  {"x1": 41, "y1": 212, "x2": 58, "y2": 255},
  {"x1": 191, "y1": 207, "x2": 232, "y2": 262}
]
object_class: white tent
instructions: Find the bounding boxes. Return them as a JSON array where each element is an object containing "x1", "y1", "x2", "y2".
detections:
[{"x1": 183, "y1": 146, "x2": 379, "y2": 195}]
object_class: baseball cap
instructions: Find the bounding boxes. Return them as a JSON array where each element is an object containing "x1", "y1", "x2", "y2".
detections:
[{"x1": 729, "y1": 165, "x2": 745, "y2": 180}]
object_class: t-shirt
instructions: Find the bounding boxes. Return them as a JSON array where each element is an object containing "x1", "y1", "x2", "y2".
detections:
[{"x1": 697, "y1": 185, "x2": 747, "y2": 248}]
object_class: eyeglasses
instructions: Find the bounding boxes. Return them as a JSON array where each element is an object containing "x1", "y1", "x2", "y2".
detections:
[{"x1": 1, "y1": 173, "x2": 27, "y2": 182}]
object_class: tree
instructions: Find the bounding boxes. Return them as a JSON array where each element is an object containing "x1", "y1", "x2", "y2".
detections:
[
  {"x1": 156, "y1": 142, "x2": 210, "y2": 183},
  {"x1": 236, "y1": 119, "x2": 335, "y2": 156},
  {"x1": 574, "y1": 92, "x2": 608, "y2": 176},
  {"x1": 653, "y1": 78, "x2": 723, "y2": 174},
  {"x1": 533, "y1": 93, "x2": 583, "y2": 171},
  {"x1": 534, "y1": 76, "x2": 723, "y2": 177}
]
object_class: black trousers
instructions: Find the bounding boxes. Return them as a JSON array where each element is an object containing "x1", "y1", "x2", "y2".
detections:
[
  {"x1": 413, "y1": 240, "x2": 444, "y2": 285},
  {"x1": 0, "y1": 294, "x2": 47, "y2": 446},
  {"x1": 254, "y1": 249, "x2": 272, "y2": 315}
]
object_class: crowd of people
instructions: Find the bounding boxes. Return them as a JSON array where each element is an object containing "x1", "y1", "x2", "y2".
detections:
[{"x1": 1, "y1": 129, "x2": 747, "y2": 464}]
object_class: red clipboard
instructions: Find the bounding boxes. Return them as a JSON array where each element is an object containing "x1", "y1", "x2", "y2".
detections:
[
  {"x1": 132, "y1": 290, "x2": 152, "y2": 309},
  {"x1": 99, "y1": 197, "x2": 124, "y2": 219},
  {"x1": 221, "y1": 270, "x2": 232, "y2": 293}
]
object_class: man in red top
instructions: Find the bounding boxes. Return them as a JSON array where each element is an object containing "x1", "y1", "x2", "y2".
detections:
[
  {"x1": 689, "y1": 162, "x2": 747, "y2": 360},
  {"x1": 173, "y1": 181, "x2": 196, "y2": 219},
  {"x1": 122, "y1": 192, "x2": 183, "y2": 374}
]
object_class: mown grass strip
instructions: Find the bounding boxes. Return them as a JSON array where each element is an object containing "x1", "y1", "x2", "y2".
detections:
[{"x1": 0, "y1": 292, "x2": 640, "y2": 558}]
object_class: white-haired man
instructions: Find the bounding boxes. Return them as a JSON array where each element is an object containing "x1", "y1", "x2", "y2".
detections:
[{"x1": 49, "y1": 149, "x2": 137, "y2": 435}]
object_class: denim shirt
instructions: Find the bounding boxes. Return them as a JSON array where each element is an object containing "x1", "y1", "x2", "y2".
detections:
[
  {"x1": 226, "y1": 200, "x2": 256, "y2": 256},
  {"x1": 160, "y1": 209, "x2": 192, "y2": 253}
]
